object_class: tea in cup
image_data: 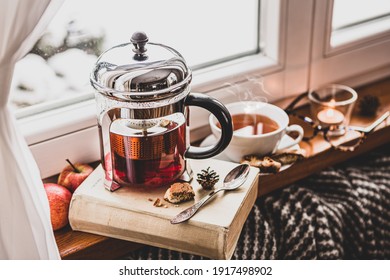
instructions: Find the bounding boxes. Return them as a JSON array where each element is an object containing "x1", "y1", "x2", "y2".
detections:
[{"x1": 209, "y1": 101, "x2": 304, "y2": 162}]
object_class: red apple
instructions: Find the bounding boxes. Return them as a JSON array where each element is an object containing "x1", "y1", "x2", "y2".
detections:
[
  {"x1": 57, "y1": 159, "x2": 94, "y2": 193},
  {"x1": 44, "y1": 183, "x2": 72, "y2": 231}
]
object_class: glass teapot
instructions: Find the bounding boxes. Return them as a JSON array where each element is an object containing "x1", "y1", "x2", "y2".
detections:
[{"x1": 90, "y1": 32, "x2": 233, "y2": 191}]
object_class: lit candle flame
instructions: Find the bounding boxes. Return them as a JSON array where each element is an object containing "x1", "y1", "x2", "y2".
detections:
[
  {"x1": 326, "y1": 108, "x2": 335, "y2": 118},
  {"x1": 317, "y1": 108, "x2": 344, "y2": 125}
]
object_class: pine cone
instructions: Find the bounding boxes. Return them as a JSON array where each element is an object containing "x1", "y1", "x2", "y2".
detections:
[{"x1": 196, "y1": 167, "x2": 219, "y2": 190}]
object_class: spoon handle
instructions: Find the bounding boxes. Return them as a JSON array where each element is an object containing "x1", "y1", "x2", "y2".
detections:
[{"x1": 170, "y1": 189, "x2": 222, "y2": 224}]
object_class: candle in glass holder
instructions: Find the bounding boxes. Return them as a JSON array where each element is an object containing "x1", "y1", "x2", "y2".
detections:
[{"x1": 317, "y1": 108, "x2": 344, "y2": 125}]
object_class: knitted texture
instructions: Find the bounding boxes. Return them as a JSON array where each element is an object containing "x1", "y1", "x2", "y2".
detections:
[{"x1": 125, "y1": 147, "x2": 390, "y2": 260}]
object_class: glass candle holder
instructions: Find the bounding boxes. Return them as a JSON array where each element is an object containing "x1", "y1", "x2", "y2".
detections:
[{"x1": 308, "y1": 84, "x2": 358, "y2": 136}]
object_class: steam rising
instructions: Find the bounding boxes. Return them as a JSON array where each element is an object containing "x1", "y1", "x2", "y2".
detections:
[
  {"x1": 224, "y1": 74, "x2": 271, "y2": 113},
  {"x1": 221, "y1": 75, "x2": 274, "y2": 136}
]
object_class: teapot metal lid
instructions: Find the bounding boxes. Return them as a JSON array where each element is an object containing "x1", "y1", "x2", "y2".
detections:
[{"x1": 90, "y1": 32, "x2": 192, "y2": 101}]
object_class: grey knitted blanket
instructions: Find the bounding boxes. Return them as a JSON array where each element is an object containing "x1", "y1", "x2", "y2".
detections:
[{"x1": 125, "y1": 145, "x2": 390, "y2": 260}]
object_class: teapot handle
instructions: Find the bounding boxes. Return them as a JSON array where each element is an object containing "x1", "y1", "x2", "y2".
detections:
[{"x1": 184, "y1": 93, "x2": 233, "y2": 159}]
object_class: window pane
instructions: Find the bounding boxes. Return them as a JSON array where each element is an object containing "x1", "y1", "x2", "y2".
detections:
[
  {"x1": 11, "y1": 0, "x2": 259, "y2": 111},
  {"x1": 331, "y1": 0, "x2": 390, "y2": 47}
]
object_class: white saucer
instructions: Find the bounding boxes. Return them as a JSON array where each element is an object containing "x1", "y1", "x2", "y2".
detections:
[{"x1": 200, "y1": 134, "x2": 301, "y2": 162}]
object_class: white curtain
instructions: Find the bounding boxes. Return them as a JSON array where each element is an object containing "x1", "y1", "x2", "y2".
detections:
[{"x1": 0, "y1": 0, "x2": 64, "y2": 259}]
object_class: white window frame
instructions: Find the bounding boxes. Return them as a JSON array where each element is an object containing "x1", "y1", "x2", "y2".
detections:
[
  {"x1": 309, "y1": 0, "x2": 390, "y2": 88},
  {"x1": 20, "y1": 0, "x2": 390, "y2": 178}
]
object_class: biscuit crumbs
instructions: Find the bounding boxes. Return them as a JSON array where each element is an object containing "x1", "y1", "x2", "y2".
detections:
[{"x1": 153, "y1": 198, "x2": 164, "y2": 207}]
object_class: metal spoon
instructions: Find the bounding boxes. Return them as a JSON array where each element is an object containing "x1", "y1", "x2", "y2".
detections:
[{"x1": 170, "y1": 163, "x2": 251, "y2": 224}]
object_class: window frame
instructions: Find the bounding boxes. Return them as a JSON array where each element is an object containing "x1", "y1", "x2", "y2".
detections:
[
  {"x1": 19, "y1": 0, "x2": 390, "y2": 178},
  {"x1": 19, "y1": 0, "x2": 313, "y2": 178},
  {"x1": 309, "y1": 0, "x2": 390, "y2": 88}
]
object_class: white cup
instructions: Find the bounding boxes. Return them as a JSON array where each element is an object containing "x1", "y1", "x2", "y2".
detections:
[{"x1": 209, "y1": 101, "x2": 304, "y2": 162}]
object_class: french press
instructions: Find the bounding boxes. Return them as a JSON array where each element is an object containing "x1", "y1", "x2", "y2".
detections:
[{"x1": 90, "y1": 32, "x2": 233, "y2": 191}]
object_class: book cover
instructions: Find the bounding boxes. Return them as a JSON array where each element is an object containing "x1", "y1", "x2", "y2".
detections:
[{"x1": 68, "y1": 159, "x2": 259, "y2": 260}]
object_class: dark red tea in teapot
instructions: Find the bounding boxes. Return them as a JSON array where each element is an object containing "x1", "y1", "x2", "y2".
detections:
[{"x1": 107, "y1": 114, "x2": 186, "y2": 188}]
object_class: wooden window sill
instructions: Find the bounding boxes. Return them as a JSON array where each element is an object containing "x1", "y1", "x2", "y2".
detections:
[{"x1": 55, "y1": 77, "x2": 390, "y2": 259}]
